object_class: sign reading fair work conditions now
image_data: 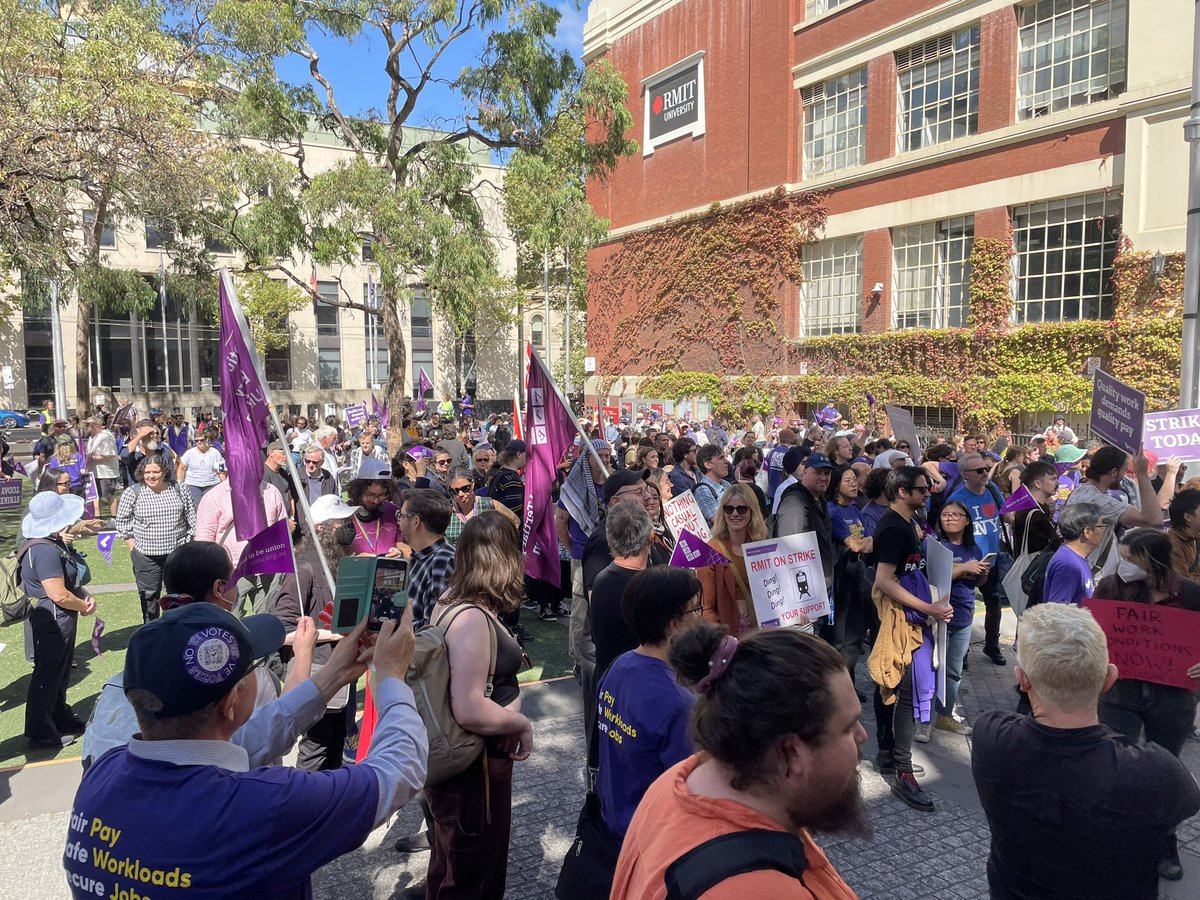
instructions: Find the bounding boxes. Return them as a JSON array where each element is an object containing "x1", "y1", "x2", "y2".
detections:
[
  {"x1": 1090, "y1": 370, "x2": 1145, "y2": 456},
  {"x1": 743, "y1": 532, "x2": 830, "y2": 628},
  {"x1": 1143, "y1": 408, "x2": 1200, "y2": 463},
  {"x1": 1084, "y1": 598, "x2": 1200, "y2": 690}
]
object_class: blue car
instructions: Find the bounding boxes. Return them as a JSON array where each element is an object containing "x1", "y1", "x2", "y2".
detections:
[{"x1": 0, "y1": 410, "x2": 30, "y2": 428}]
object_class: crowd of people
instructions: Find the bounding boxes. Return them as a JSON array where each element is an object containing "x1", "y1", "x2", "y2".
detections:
[{"x1": 4, "y1": 392, "x2": 1199, "y2": 898}]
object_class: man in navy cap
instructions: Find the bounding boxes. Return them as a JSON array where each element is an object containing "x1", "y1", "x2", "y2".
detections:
[
  {"x1": 772, "y1": 452, "x2": 835, "y2": 631},
  {"x1": 63, "y1": 604, "x2": 426, "y2": 898}
]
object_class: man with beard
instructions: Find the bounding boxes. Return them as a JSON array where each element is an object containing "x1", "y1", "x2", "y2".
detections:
[
  {"x1": 269, "y1": 494, "x2": 361, "y2": 771},
  {"x1": 612, "y1": 624, "x2": 864, "y2": 899}
]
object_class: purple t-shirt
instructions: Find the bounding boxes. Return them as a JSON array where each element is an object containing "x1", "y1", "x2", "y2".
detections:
[
  {"x1": 1043, "y1": 545, "x2": 1094, "y2": 606},
  {"x1": 828, "y1": 501, "x2": 865, "y2": 544},
  {"x1": 940, "y1": 538, "x2": 982, "y2": 629}
]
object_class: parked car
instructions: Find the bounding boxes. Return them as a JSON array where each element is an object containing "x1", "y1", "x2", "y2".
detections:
[{"x1": 0, "y1": 410, "x2": 30, "y2": 428}]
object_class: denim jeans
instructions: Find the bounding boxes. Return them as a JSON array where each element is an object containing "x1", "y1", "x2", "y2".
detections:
[{"x1": 935, "y1": 624, "x2": 973, "y2": 717}]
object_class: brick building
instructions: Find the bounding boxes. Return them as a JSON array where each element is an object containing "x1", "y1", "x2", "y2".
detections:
[{"x1": 583, "y1": 0, "x2": 1190, "y2": 429}]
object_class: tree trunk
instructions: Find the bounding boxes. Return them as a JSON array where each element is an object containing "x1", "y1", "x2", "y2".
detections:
[
  {"x1": 75, "y1": 299, "x2": 92, "y2": 416},
  {"x1": 381, "y1": 285, "x2": 408, "y2": 456}
]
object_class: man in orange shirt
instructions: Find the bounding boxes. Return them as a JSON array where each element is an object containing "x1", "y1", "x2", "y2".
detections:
[{"x1": 611, "y1": 624, "x2": 864, "y2": 899}]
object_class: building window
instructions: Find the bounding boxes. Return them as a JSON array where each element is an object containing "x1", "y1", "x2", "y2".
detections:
[
  {"x1": 82, "y1": 210, "x2": 116, "y2": 249},
  {"x1": 265, "y1": 315, "x2": 291, "y2": 390},
  {"x1": 411, "y1": 291, "x2": 432, "y2": 338},
  {"x1": 892, "y1": 216, "x2": 974, "y2": 329},
  {"x1": 362, "y1": 283, "x2": 388, "y2": 386},
  {"x1": 361, "y1": 234, "x2": 376, "y2": 262},
  {"x1": 145, "y1": 219, "x2": 172, "y2": 250},
  {"x1": 801, "y1": 67, "x2": 867, "y2": 178},
  {"x1": 800, "y1": 236, "x2": 862, "y2": 336},
  {"x1": 1017, "y1": 0, "x2": 1127, "y2": 120},
  {"x1": 896, "y1": 25, "x2": 980, "y2": 152},
  {"x1": 1012, "y1": 191, "x2": 1121, "y2": 322},
  {"x1": 315, "y1": 281, "x2": 341, "y2": 336},
  {"x1": 318, "y1": 348, "x2": 342, "y2": 389},
  {"x1": 411, "y1": 348, "x2": 434, "y2": 398},
  {"x1": 531, "y1": 315, "x2": 544, "y2": 347},
  {"x1": 805, "y1": 0, "x2": 853, "y2": 17},
  {"x1": 204, "y1": 235, "x2": 233, "y2": 255}
]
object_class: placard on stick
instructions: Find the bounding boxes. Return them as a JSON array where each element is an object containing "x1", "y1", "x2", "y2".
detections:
[
  {"x1": 743, "y1": 532, "x2": 830, "y2": 628},
  {"x1": 663, "y1": 491, "x2": 712, "y2": 542},
  {"x1": 1090, "y1": 370, "x2": 1145, "y2": 456},
  {"x1": 1084, "y1": 598, "x2": 1200, "y2": 690}
]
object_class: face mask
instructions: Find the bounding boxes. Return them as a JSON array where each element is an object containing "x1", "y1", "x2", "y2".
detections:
[
  {"x1": 1117, "y1": 560, "x2": 1149, "y2": 583},
  {"x1": 335, "y1": 523, "x2": 354, "y2": 546},
  {"x1": 145, "y1": 440, "x2": 159, "y2": 451}
]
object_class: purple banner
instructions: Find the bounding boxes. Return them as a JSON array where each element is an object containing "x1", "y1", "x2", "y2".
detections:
[
  {"x1": 417, "y1": 368, "x2": 432, "y2": 412},
  {"x1": 1090, "y1": 369, "x2": 1145, "y2": 457},
  {"x1": 1000, "y1": 484, "x2": 1039, "y2": 515},
  {"x1": 91, "y1": 617, "x2": 105, "y2": 656},
  {"x1": 229, "y1": 518, "x2": 296, "y2": 583},
  {"x1": 0, "y1": 479, "x2": 22, "y2": 510},
  {"x1": 345, "y1": 403, "x2": 368, "y2": 429},
  {"x1": 96, "y1": 532, "x2": 115, "y2": 565},
  {"x1": 523, "y1": 347, "x2": 577, "y2": 587},
  {"x1": 218, "y1": 270, "x2": 271, "y2": 541},
  {"x1": 669, "y1": 529, "x2": 733, "y2": 568},
  {"x1": 1143, "y1": 408, "x2": 1200, "y2": 464},
  {"x1": 84, "y1": 474, "x2": 99, "y2": 519}
]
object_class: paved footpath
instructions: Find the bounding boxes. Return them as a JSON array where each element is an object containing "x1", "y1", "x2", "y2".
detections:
[{"x1": 3, "y1": 610, "x2": 1199, "y2": 899}]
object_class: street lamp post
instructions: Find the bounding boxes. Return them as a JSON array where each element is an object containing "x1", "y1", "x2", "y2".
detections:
[{"x1": 1180, "y1": 0, "x2": 1200, "y2": 408}]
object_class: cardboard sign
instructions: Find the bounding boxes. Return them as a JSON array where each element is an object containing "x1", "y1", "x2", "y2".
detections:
[
  {"x1": 1084, "y1": 598, "x2": 1200, "y2": 690},
  {"x1": 743, "y1": 532, "x2": 830, "y2": 628},
  {"x1": 884, "y1": 405, "x2": 922, "y2": 459},
  {"x1": 669, "y1": 529, "x2": 732, "y2": 568},
  {"x1": 345, "y1": 403, "x2": 368, "y2": 428},
  {"x1": 1142, "y1": 408, "x2": 1200, "y2": 463},
  {"x1": 664, "y1": 491, "x2": 712, "y2": 542},
  {"x1": 1090, "y1": 370, "x2": 1145, "y2": 456},
  {"x1": 0, "y1": 479, "x2": 22, "y2": 510}
]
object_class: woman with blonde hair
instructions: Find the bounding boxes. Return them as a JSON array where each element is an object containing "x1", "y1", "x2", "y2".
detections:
[
  {"x1": 697, "y1": 483, "x2": 766, "y2": 636},
  {"x1": 426, "y1": 510, "x2": 533, "y2": 899},
  {"x1": 48, "y1": 434, "x2": 88, "y2": 496}
]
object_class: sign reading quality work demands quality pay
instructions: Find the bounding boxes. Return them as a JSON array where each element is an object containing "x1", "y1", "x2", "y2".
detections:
[
  {"x1": 742, "y1": 532, "x2": 830, "y2": 628},
  {"x1": 1089, "y1": 370, "x2": 1145, "y2": 456}
]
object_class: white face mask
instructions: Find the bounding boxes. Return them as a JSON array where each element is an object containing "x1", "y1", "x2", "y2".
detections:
[{"x1": 1117, "y1": 560, "x2": 1149, "y2": 583}]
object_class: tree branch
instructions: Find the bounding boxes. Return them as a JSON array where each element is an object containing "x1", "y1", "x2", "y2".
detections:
[{"x1": 297, "y1": 41, "x2": 365, "y2": 158}]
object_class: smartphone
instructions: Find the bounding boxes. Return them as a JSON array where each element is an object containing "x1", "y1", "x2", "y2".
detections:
[
  {"x1": 331, "y1": 556, "x2": 410, "y2": 634},
  {"x1": 369, "y1": 557, "x2": 409, "y2": 631},
  {"x1": 981, "y1": 553, "x2": 998, "y2": 565}
]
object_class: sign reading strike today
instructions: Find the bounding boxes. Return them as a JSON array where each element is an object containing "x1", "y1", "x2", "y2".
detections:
[
  {"x1": 1084, "y1": 598, "x2": 1200, "y2": 690},
  {"x1": 1089, "y1": 369, "x2": 1145, "y2": 456},
  {"x1": 1143, "y1": 408, "x2": 1200, "y2": 463}
]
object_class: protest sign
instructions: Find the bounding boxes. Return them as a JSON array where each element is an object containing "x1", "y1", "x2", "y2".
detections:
[
  {"x1": 1084, "y1": 598, "x2": 1200, "y2": 690},
  {"x1": 1000, "y1": 484, "x2": 1039, "y2": 515},
  {"x1": 884, "y1": 405, "x2": 922, "y2": 459},
  {"x1": 743, "y1": 532, "x2": 830, "y2": 628},
  {"x1": 1142, "y1": 408, "x2": 1200, "y2": 463},
  {"x1": 228, "y1": 519, "x2": 296, "y2": 583},
  {"x1": 345, "y1": 403, "x2": 368, "y2": 428},
  {"x1": 663, "y1": 491, "x2": 712, "y2": 542},
  {"x1": 1090, "y1": 370, "x2": 1145, "y2": 456},
  {"x1": 84, "y1": 474, "x2": 99, "y2": 519},
  {"x1": 602, "y1": 406, "x2": 619, "y2": 424},
  {"x1": 96, "y1": 532, "x2": 116, "y2": 566},
  {"x1": 924, "y1": 538, "x2": 953, "y2": 706},
  {"x1": 0, "y1": 480, "x2": 22, "y2": 510},
  {"x1": 669, "y1": 529, "x2": 732, "y2": 568}
]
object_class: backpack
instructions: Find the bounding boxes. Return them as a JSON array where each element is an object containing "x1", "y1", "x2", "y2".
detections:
[
  {"x1": 1, "y1": 538, "x2": 58, "y2": 626},
  {"x1": 663, "y1": 830, "x2": 808, "y2": 900},
  {"x1": 405, "y1": 603, "x2": 499, "y2": 786},
  {"x1": 1020, "y1": 541, "x2": 1060, "y2": 610}
]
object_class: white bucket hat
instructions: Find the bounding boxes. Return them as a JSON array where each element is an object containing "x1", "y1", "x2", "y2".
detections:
[
  {"x1": 22, "y1": 491, "x2": 86, "y2": 539},
  {"x1": 309, "y1": 495, "x2": 362, "y2": 525}
]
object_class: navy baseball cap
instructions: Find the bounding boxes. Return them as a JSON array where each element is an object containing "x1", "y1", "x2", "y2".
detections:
[
  {"x1": 124, "y1": 604, "x2": 284, "y2": 719},
  {"x1": 804, "y1": 452, "x2": 834, "y2": 470}
]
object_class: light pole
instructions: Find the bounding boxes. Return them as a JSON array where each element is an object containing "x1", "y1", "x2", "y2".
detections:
[{"x1": 1180, "y1": 0, "x2": 1200, "y2": 408}]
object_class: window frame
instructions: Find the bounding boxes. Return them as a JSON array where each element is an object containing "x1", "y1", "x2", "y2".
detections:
[
  {"x1": 801, "y1": 67, "x2": 868, "y2": 179},
  {"x1": 891, "y1": 216, "x2": 975, "y2": 330},
  {"x1": 896, "y1": 25, "x2": 981, "y2": 153},
  {"x1": 800, "y1": 235, "x2": 863, "y2": 337}
]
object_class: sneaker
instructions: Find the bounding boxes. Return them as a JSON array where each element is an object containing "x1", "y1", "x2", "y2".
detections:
[
  {"x1": 1159, "y1": 848, "x2": 1183, "y2": 881},
  {"x1": 891, "y1": 772, "x2": 935, "y2": 812},
  {"x1": 394, "y1": 832, "x2": 431, "y2": 854},
  {"x1": 984, "y1": 648, "x2": 1007, "y2": 666},
  {"x1": 521, "y1": 599, "x2": 539, "y2": 611},
  {"x1": 914, "y1": 721, "x2": 933, "y2": 743},
  {"x1": 538, "y1": 609, "x2": 558, "y2": 622},
  {"x1": 935, "y1": 714, "x2": 973, "y2": 735},
  {"x1": 551, "y1": 604, "x2": 569, "y2": 618}
]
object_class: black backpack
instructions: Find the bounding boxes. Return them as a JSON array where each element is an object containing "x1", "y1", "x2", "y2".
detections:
[
  {"x1": 664, "y1": 830, "x2": 808, "y2": 899},
  {"x1": 1020, "y1": 540, "x2": 1061, "y2": 610}
]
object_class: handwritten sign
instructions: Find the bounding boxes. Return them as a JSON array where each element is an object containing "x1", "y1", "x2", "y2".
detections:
[
  {"x1": 1084, "y1": 598, "x2": 1200, "y2": 690},
  {"x1": 1090, "y1": 370, "x2": 1145, "y2": 456},
  {"x1": 1142, "y1": 408, "x2": 1200, "y2": 463},
  {"x1": 0, "y1": 480, "x2": 22, "y2": 510},
  {"x1": 743, "y1": 532, "x2": 830, "y2": 628},
  {"x1": 664, "y1": 491, "x2": 712, "y2": 542}
]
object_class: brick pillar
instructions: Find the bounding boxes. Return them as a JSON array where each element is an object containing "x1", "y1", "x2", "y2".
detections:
[
  {"x1": 862, "y1": 228, "x2": 893, "y2": 332},
  {"x1": 865, "y1": 53, "x2": 897, "y2": 165},
  {"x1": 974, "y1": 206, "x2": 1011, "y2": 242},
  {"x1": 978, "y1": 7, "x2": 1018, "y2": 134}
]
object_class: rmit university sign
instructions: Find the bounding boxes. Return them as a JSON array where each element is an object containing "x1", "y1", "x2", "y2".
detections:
[{"x1": 642, "y1": 51, "x2": 706, "y2": 155}]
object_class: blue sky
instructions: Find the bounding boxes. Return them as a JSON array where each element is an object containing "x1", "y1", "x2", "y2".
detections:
[{"x1": 275, "y1": 1, "x2": 586, "y2": 128}]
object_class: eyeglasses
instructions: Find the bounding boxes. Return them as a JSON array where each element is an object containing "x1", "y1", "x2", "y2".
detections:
[
  {"x1": 451, "y1": 484, "x2": 473, "y2": 495},
  {"x1": 723, "y1": 504, "x2": 751, "y2": 515},
  {"x1": 56, "y1": 481, "x2": 70, "y2": 489},
  {"x1": 245, "y1": 658, "x2": 267, "y2": 679},
  {"x1": 362, "y1": 491, "x2": 388, "y2": 502},
  {"x1": 1087, "y1": 522, "x2": 1108, "y2": 531},
  {"x1": 684, "y1": 603, "x2": 704, "y2": 616},
  {"x1": 434, "y1": 459, "x2": 450, "y2": 467},
  {"x1": 907, "y1": 484, "x2": 930, "y2": 495},
  {"x1": 897, "y1": 443, "x2": 911, "y2": 450},
  {"x1": 941, "y1": 512, "x2": 967, "y2": 520}
]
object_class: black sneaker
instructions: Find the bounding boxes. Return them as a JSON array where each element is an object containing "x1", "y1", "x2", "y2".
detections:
[
  {"x1": 1159, "y1": 846, "x2": 1184, "y2": 881},
  {"x1": 891, "y1": 772, "x2": 935, "y2": 812},
  {"x1": 521, "y1": 599, "x2": 539, "y2": 611},
  {"x1": 984, "y1": 648, "x2": 1007, "y2": 666},
  {"x1": 538, "y1": 609, "x2": 558, "y2": 622}
]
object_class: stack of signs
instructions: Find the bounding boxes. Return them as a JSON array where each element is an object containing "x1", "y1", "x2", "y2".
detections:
[{"x1": 742, "y1": 533, "x2": 830, "y2": 628}]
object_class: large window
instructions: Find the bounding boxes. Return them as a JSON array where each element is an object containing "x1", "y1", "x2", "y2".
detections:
[
  {"x1": 897, "y1": 25, "x2": 980, "y2": 152},
  {"x1": 265, "y1": 315, "x2": 291, "y2": 390},
  {"x1": 318, "y1": 348, "x2": 342, "y2": 389},
  {"x1": 144, "y1": 218, "x2": 172, "y2": 250},
  {"x1": 315, "y1": 281, "x2": 341, "y2": 336},
  {"x1": 802, "y1": 68, "x2": 867, "y2": 178},
  {"x1": 411, "y1": 291, "x2": 432, "y2": 338},
  {"x1": 892, "y1": 216, "x2": 974, "y2": 329},
  {"x1": 531, "y1": 315, "x2": 545, "y2": 348},
  {"x1": 805, "y1": 0, "x2": 853, "y2": 17},
  {"x1": 1017, "y1": 0, "x2": 1127, "y2": 120},
  {"x1": 82, "y1": 210, "x2": 116, "y2": 249},
  {"x1": 1012, "y1": 192, "x2": 1121, "y2": 322},
  {"x1": 362, "y1": 283, "x2": 388, "y2": 386},
  {"x1": 800, "y1": 236, "x2": 862, "y2": 336}
]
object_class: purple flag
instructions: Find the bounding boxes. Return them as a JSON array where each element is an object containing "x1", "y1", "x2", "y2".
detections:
[
  {"x1": 371, "y1": 394, "x2": 381, "y2": 418},
  {"x1": 1054, "y1": 461, "x2": 1078, "y2": 475},
  {"x1": 218, "y1": 270, "x2": 271, "y2": 541},
  {"x1": 84, "y1": 474, "x2": 99, "y2": 519},
  {"x1": 669, "y1": 529, "x2": 733, "y2": 568},
  {"x1": 96, "y1": 532, "x2": 116, "y2": 565},
  {"x1": 91, "y1": 617, "x2": 105, "y2": 656},
  {"x1": 523, "y1": 346, "x2": 577, "y2": 587},
  {"x1": 417, "y1": 368, "x2": 432, "y2": 412},
  {"x1": 7, "y1": 457, "x2": 26, "y2": 476},
  {"x1": 1001, "y1": 484, "x2": 1040, "y2": 515},
  {"x1": 228, "y1": 519, "x2": 296, "y2": 583},
  {"x1": 866, "y1": 393, "x2": 876, "y2": 407}
]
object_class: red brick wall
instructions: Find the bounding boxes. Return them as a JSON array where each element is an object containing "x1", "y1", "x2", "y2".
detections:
[
  {"x1": 864, "y1": 53, "x2": 898, "y2": 164},
  {"x1": 978, "y1": 7, "x2": 1017, "y2": 134},
  {"x1": 974, "y1": 206, "x2": 1011, "y2": 241},
  {"x1": 862, "y1": 229, "x2": 892, "y2": 332},
  {"x1": 794, "y1": 0, "x2": 944, "y2": 65}
]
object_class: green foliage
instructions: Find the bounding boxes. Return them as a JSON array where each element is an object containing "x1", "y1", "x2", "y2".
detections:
[{"x1": 233, "y1": 273, "x2": 310, "y2": 355}]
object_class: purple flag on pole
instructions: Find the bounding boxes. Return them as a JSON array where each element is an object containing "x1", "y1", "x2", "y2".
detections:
[
  {"x1": 96, "y1": 532, "x2": 116, "y2": 565},
  {"x1": 84, "y1": 474, "x2": 99, "y2": 519},
  {"x1": 91, "y1": 617, "x2": 106, "y2": 656},
  {"x1": 218, "y1": 269, "x2": 271, "y2": 541},
  {"x1": 523, "y1": 346, "x2": 577, "y2": 587},
  {"x1": 417, "y1": 368, "x2": 432, "y2": 412},
  {"x1": 228, "y1": 519, "x2": 296, "y2": 583},
  {"x1": 669, "y1": 529, "x2": 733, "y2": 568},
  {"x1": 1000, "y1": 484, "x2": 1040, "y2": 515}
]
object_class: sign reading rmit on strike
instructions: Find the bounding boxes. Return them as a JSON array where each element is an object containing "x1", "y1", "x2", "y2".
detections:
[
  {"x1": 1143, "y1": 408, "x2": 1200, "y2": 463},
  {"x1": 1084, "y1": 598, "x2": 1200, "y2": 690},
  {"x1": 742, "y1": 533, "x2": 830, "y2": 628}
]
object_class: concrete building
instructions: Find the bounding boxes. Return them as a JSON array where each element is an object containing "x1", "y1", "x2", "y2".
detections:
[
  {"x1": 1, "y1": 125, "x2": 557, "y2": 420},
  {"x1": 583, "y1": 0, "x2": 1190, "y2": 426}
]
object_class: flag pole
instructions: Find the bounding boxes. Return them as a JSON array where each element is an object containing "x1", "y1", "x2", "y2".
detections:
[
  {"x1": 528, "y1": 344, "x2": 609, "y2": 479},
  {"x1": 219, "y1": 268, "x2": 335, "y2": 597}
]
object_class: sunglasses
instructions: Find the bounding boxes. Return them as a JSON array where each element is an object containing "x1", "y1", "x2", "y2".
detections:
[
  {"x1": 451, "y1": 484, "x2": 473, "y2": 495},
  {"x1": 434, "y1": 459, "x2": 450, "y2": 467},
  {"x1": 304, "y1": 459, "x2": 322, "y2": 466},
  {"x1": 964, "y1": 468, "x2": 989, "y2": 475},
  {"x1": 723, "y1": 504, "x2": 751, "y2": 515},
  {"x1": 897, "y1": 443, "x2": 911, "y2": 450},
  {"x1": 907, "y1": 484, "x2": 930, "y2": 495}
]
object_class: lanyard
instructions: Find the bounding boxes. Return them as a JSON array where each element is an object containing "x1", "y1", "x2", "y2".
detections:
[{"x1": 353, "y1": 515, "x2": 382, "y2": 554}]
